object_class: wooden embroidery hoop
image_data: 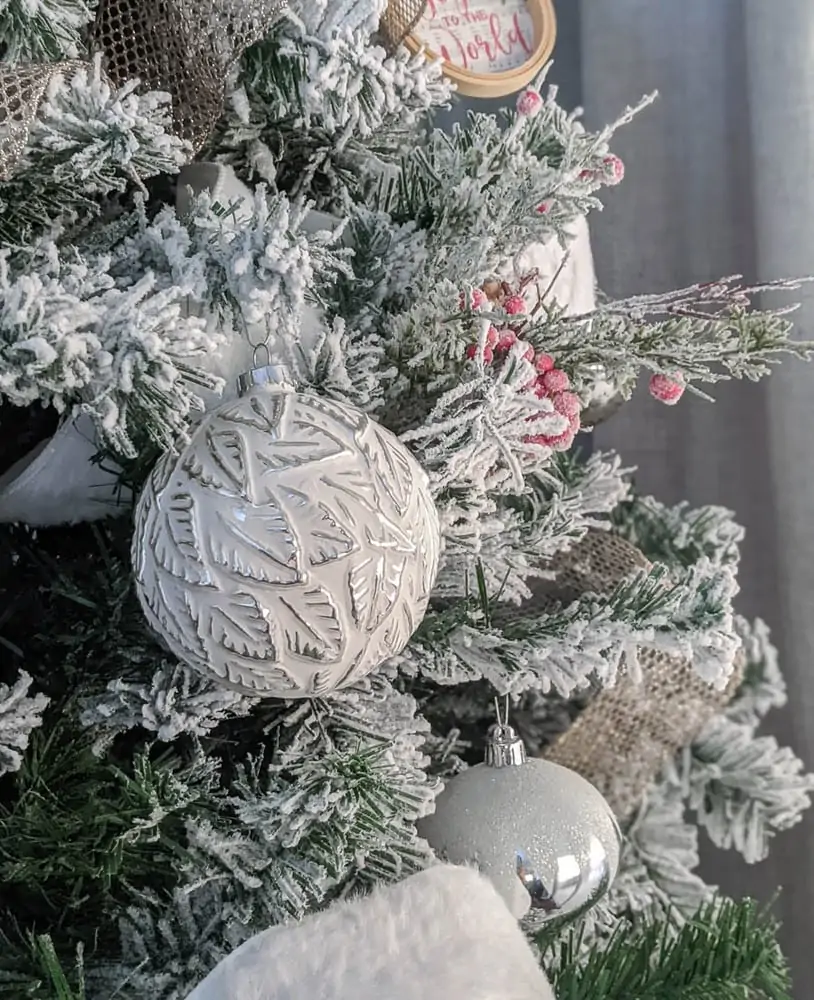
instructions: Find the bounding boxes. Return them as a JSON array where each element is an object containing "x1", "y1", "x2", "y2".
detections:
[{"x1": 404, "y1": 0, "x2": 556, "y2": 99}]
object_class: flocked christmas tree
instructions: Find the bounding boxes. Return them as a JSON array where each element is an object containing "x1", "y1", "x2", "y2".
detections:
[{"x1": 0, "y1": 1, "x2": 812, "y2": 997}]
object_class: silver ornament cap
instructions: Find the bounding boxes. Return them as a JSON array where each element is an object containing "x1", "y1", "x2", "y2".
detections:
[
  {"x1": 236, "y1": 362, "x2": 295, "y2": 396},
  {"x1": 484, "y1": 723, "x2": 527, "y2": 767}
]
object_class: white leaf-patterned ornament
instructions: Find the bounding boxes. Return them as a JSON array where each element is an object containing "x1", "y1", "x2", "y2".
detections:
[{"x1": 132, "y1": 366, "x2": 441, "y2": 698}]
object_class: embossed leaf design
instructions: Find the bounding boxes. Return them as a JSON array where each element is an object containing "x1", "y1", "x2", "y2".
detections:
[
  {"x1": 252, "y1": 399, "x2": 352, "y2": 473},
  {"x1": 348, "y1": 555, "x2": 378, "y2": 630},
  {"x1": 376, "y1": 552, "x2": 407, "y2": 625},
  {"x1": 209, "y1": 505, "x2": 301, "y2": 584},
  {"x1": 295, "y1": 394, "x2": 366, "y2": 434},
  {"x1": 138, "y1": 571, "x2": 210, "y2": 669},
  {"x1": 323, "y1": 471, "x2": 416, "y2": 556},
  {"x1": 348, "y1": 551, "x2": 407, "y2": 632},
  {"x1": 384, "y1": 599, "x2": 416, "y2": 664},
  {"x1": 413, "y1": 491, "x2": 441, "y2": 602},
  {"x1": 224, "y1": 658, "x2": 299, "y2": 695},
  {"x1": 137, "y1": 460, "x2": 209, "y2": 586},
  {"x1": 150, "y1": 486, "x2": 208, "y2": 580},
  {"x1": 193, "y1": 589, "x2": 277, "y2": 662},
  {"x1": 181, "y1": 423, "x2": 247, "y2": 494},
  {"x1": 223, "y1": 390, "x2": 285, "y2": 435},
  {"x1": 279, "y1": 487, "x2": 357, "y2": 566},
  {"x1": 358, "y1": 423, "x2": 413, "y2": 516},
  {"x1": 276, "y1": 586, "x2": 343, "y2": 662}
]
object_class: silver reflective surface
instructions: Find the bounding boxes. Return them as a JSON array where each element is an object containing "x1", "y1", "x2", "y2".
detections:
[{"x1": 516, "y1": 830, "x2": 619, "y2": 920}]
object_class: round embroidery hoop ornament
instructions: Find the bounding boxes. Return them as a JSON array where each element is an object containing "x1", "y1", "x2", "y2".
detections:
[{"x1": 405, "y1": 0, "x2": 556, "y2": 99}]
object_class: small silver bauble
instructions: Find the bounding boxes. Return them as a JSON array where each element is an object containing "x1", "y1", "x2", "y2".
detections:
[
  {"x1": 419, "y1": 723, "x2": 621, "y2": 920},
  {"x1": 132, "y1": 364, "x2": 441, "y2": 698}
]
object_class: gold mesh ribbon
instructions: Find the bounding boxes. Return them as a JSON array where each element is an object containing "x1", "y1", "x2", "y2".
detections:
[
  {"x1": 531, "y1": 530, "x2": 741, "y2": 820},
  {"x1": 92, "y1": 0, "x2": 287, "y2": 150},
  {"x1": 0, "y1": 1, "x2": 286, "y2": 179},
  {"x1": 0, "y1": 62, "x2": 86, "y2": 181},
  {"x1": 379, "y1": 0, "x2": 427, "y2": 53}
]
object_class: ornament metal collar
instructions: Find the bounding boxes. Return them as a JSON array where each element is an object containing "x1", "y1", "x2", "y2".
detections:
[{"x1": 484, "y1": 723, "x2": 527, "y2": 767}]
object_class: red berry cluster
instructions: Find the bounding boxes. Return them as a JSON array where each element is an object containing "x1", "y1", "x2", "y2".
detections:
[
  {"x1": 459, "y1": 283, "x2": 582, "y2": 452},
  {"x1": 526, "y1": 354, "x2": 582, "y2": 450}
]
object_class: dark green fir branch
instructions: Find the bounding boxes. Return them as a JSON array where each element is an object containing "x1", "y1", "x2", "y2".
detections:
[{"x1": 542, "y1": 897, "x2": 791, "y2": 1000}]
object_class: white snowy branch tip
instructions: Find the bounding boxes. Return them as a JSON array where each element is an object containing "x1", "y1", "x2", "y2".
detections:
[{"x1": 0, "y1": 670, "x2": 49, "y2": 776}]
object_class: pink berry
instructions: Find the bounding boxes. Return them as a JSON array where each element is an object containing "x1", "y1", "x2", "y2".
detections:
[
  {"x1": 579, "y1": 168, "x2": 595, "y2": 182},
  {"x1": 522, "y1": 342, "x2": 535, "y2": 362},
  {"x1": 497, "y1": 330, "x2": 518, "y2": 352},
  {"x1": 466, "y1": 343, "x2": 494, "y2": 363},
  {"x1": 552, "y1": 390, "x2": 581, "y2": 418},
  {"x1": 602, "y1": 154, "x2": 625, "y2": 186},
  {"x1": 552, "y1": 424, "x2": 579, "y2": 449},
  {"x1": 516, "y1": 88, "x2": 543, "y2": 117},
  {"x1": 531, "y1": 374, "x2": 548, "y2": 398},
  {"x1": 649, "y1": 373, "x2": 685, "y2": 405},
  {"x1": 504, "y1": 295, "x2": 526, "y2": 316},
  {"x1": 459, "y1": 287, "x2": 488, "y2": 311},
  {"x1": 529, "y1": 426, "x2": 575, "y2": 451},
  {"x1": 535, "y1": 353, "x2": 555, "y2": 373},
  {"x1": 536, "y1": 201, "x2": 552, "y2": 214},
  {"x1": 486, "y1": 325, "x2": 499, "y2": 346},
  {"x1": 542, "y1": 369, "x2": 570, "y2": 393}
]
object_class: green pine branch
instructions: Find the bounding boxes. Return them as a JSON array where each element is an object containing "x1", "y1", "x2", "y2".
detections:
[
  {"x1": 525, "y1": 283, "x2": 813, "y2": 400},
  {"x1": 542, "y1": 897, "x2": 791, "y2": 1000},
  {"x1": 611, "y1": 495, "x2": 744, "y2": 570},
  {"x1": 0, "y1": 0, "x2": 94, "y2": 62},
  {"x1": 0, "y1": 717, "x2": 216, "y2": 939},
  {"x1": 0, "y1": 933, "x2": 85, "y2": 1000}
]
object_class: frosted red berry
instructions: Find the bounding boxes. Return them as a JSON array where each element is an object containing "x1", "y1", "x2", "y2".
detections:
[{"x1": 649, "y1": 373, "x2": 685, "y2": 405}]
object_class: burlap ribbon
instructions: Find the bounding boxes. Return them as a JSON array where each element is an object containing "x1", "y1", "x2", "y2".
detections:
[
  {"x1": 0, "y1": 0, "x2": 286, "y2": 181},
  {"x1": 536, "y1": 530, "x2": 741, "y2": 820}
]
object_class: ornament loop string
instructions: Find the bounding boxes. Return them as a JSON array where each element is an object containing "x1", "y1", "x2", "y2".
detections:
[{"x1": 252, "y1": 341, "x2": 272, "y2": 370}]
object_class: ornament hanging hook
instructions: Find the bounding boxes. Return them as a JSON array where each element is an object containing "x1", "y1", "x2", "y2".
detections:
[
  {"x1": 487, "y1": 694, "x2": 525, "y2": 767},
  {"x1": 493, "y1": 694, "x2": 511, "y2": 728},
  {"x1": 252, "y1": 341, "x2": 272, "y2": 370}
]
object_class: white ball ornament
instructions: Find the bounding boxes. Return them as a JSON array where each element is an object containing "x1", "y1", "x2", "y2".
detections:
[
  {"x1": 419, "y1": 723, "x2": 621, "y2": 921},
  {"x1": 132, "y1": 364, "x2": 441, "y2": 698}
]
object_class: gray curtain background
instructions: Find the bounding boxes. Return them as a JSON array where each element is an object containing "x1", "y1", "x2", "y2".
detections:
[{"x1": 446, "y1": 1, "x2": 814, "y2": 993}]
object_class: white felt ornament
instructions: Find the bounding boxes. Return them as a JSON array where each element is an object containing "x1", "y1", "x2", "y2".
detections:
[
  {"x1": 499, "y1": 214, "x2": 620, "y2": 424},
  {"x1": 175, "y1": 164, "x2": 338, "y2": 407},
  {"x1": 132, "y1": 365, "x2": 441, "y2": 698},
  {"x1": 501, "y1": 213, "x2": 596, "y2": 316},
  {"x1": 0, "y1": 414, "x2": 130, "y2": 526},
  {"x1": 419, "y1": 723, "x2": 621, "y2": 920},
  {"x1": 0, "y1": 166, "x2": 337, "y2": 528},
  {"x1": 185, "y1": 865, "x2": 556, "y2": 1000}
]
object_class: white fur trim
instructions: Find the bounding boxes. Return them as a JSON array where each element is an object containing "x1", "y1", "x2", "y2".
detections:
[{"x1": 186, "y1": 865, "x2": 555, "y2": 1000}]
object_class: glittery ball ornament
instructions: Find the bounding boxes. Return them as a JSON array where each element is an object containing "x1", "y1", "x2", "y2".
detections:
[
  {"x1": 133, "y1": 365, "x2": 441, "y2": 698},
  {"x1": 419, "y1": 724, "x2": 621, "y2": 921}
]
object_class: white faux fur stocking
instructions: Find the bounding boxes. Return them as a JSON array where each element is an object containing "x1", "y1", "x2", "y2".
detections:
[{"x1": 185, "y1": 865, "x2": 555, "y2": 1000}]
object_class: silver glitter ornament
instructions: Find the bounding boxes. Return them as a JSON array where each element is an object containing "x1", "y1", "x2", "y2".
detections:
[
  {"x1": 133, "y1": 364, "x2": 441, "y2": 698},
  {"x1": 419, "y1": 723, "x2": 621, "y2": 920}
]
